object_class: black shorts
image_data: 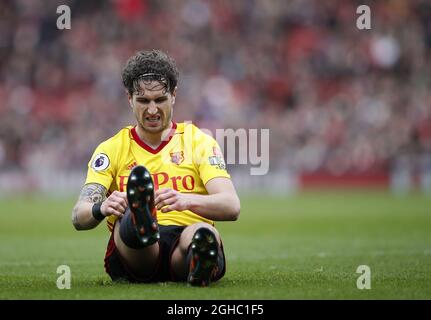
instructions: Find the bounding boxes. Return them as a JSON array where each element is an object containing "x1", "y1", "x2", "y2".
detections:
[{"x1": 104, "y1": 225, "x2": 226, "y2": 283}]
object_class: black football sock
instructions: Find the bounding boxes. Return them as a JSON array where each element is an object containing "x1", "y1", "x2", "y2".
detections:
[{"x1": 119, "y1": 208, "x2": 151, "y2": 249}]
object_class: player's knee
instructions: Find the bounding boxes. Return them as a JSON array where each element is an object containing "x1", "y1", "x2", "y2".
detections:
[
  {"x1": 178, "y1": 223, "x2": 220, "y2": 253},
  {"x1": 191, "y1": 222, "x2": 220, "y2": 240}
]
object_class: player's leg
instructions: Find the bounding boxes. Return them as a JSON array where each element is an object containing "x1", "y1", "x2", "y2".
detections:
[
  {"x1": 112, "y1": 215, "x2": 159, "y2": 278},
  {"x1": 112, "y1": 165, "x2": 160, "y2": 279},
  {"x1": 170, "y1": 222, "x2": 225, "y2": 286}
]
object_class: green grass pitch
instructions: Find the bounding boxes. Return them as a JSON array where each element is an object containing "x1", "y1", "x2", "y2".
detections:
[{"x1": 0, "y1": 190, "x2": 430, "y2": 299}]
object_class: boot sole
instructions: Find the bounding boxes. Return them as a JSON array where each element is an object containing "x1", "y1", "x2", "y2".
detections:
[
  {"x1": 126, "y1": 165, "x2": 160, "y2": 246},
  {"x1": 188, "y1": 228, "x2": 219, "y2": 287}
]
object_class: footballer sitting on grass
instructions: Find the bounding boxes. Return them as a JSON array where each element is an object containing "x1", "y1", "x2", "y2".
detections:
[{"x1": 71, "y1": 49, "x2": 240, "y2": 286}]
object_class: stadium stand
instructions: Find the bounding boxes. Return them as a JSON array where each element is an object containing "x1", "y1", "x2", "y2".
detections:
[{"x1": 0, "y1": 0, "x2": 430, "y2": 193}]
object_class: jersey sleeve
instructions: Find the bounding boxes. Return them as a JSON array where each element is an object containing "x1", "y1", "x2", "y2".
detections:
[
  {"x1": 84, "y1": 141, "x2": 116, "y2": 190},
  {"x1": 193, "y1": 128, "x2": 231, "y2": 185}
]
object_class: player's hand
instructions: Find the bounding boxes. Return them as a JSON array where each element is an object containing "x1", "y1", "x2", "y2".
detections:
[
  {"x1": 155, "y1": 188, "x2": 190, "y2": 213},
  {"x1": 100, "y1": 191, "x2": 128, "y2": 218}
]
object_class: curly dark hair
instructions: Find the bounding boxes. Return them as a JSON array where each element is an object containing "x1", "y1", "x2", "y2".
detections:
[{"x1": 122, "y1": 49, "x2": 179, "y2": 95}]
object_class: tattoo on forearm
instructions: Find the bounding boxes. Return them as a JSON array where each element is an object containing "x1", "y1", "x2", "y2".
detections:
[
  {"x1": 72, "y1": 184, "x2": 107, "y2": 229},
  {"x1": 78, "y1": 183, "x2": 107, "y2": 203}
]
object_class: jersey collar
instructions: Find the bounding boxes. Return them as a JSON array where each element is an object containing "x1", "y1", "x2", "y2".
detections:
[{"x1": 131, "y1": 122, "x2": 177, "y2": 154}]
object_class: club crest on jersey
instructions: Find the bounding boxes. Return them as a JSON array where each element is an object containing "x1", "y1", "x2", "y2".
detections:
[
  {"x1": 91, "y1": 153, "x2": 110, "y2": 171},
  {"x1": 208, "y1": 147, "x2": 226, "y2": 170},
  {"x1": 170, "y1": 151, "x2": 184, "y2": 165},
  {"x1": 127, "y1": 161, "x2": 138, "y2": 170}
]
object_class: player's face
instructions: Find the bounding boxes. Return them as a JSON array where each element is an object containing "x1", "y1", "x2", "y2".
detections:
[{"x1": 129, "y1": 81, "x2": 176, "y2": 134}]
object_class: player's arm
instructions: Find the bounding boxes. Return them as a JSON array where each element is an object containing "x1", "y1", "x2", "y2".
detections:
[
  {"x1": 71, "y1": 183, "x2": 128, "y2": 230},
  {"x1": 154, "y1": 177, "x2": 240, "y2": 221}
]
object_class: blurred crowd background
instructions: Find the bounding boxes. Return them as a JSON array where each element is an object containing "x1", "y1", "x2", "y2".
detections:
[{"x1": 1, "y1": 0, "x2": 431, "y2": 192}]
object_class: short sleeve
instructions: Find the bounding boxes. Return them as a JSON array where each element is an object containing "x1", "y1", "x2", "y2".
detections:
[
  {"x1": 84, "y1": 142, "x2": 116, "y2": 190},
  {"x1": 193, "y1": 129, "x2": 230, "y2": 185}
]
